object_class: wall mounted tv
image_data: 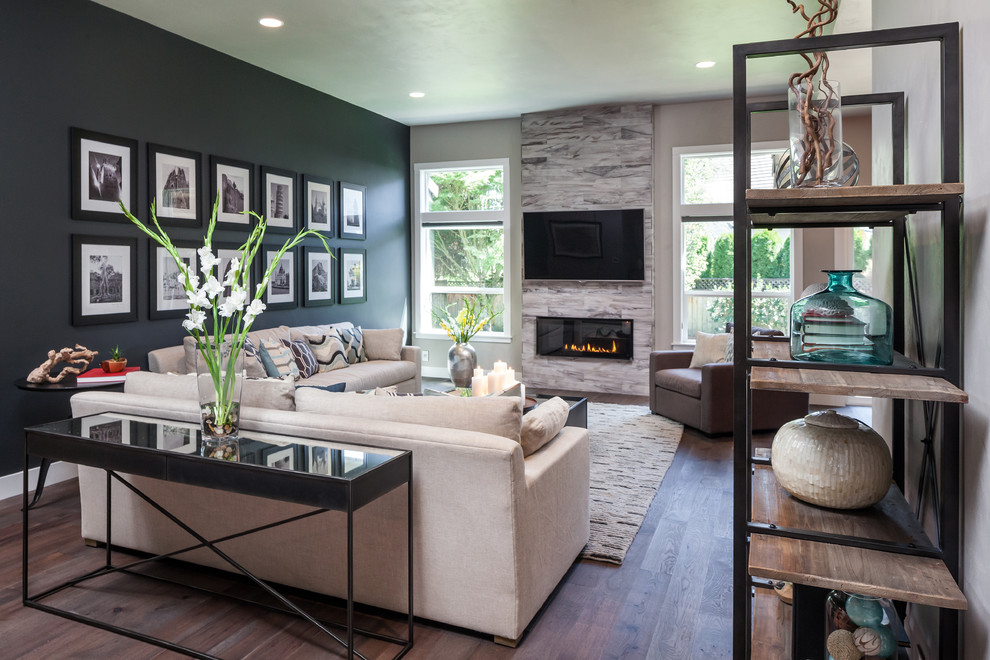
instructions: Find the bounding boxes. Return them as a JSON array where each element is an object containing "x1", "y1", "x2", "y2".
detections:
[{"x1": 523, "y1": 209, "x2": 645, "y2": 281}]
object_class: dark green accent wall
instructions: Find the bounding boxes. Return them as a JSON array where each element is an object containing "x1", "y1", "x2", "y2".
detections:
[{"x1": 0, "y1": 0, "x2": 410, "y2": 478}]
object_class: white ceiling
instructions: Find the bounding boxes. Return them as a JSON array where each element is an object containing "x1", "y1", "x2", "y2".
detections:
[{"x1": 92, "y1": 0, "x2": 871, "y2": 126}]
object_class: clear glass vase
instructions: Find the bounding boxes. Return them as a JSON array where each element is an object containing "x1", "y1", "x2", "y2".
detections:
[
  {"x1": 195, "y1": 340, "x2": 244, "y2": 441},
  {"x1": 790, "y1": 270, "x2": 893, "y2": 365},
  {"x1": 788, "y1": 77, "x2": 843, "y2": 188},
  {"x1": 825, "y1": 591, "x2": 898, "y2": 658}
]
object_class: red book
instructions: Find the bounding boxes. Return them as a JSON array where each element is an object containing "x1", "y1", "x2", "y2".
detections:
[{"x1": 76, "y1": 366, "x2": 141, "y2": 383}]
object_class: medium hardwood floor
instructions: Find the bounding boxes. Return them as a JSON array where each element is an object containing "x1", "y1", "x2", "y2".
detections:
[{"x1": 0, "y1": 391, "x2": 740, "y2": 659}]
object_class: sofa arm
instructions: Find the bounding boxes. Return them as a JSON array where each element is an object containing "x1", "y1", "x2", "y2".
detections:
[
  {"x1": 148, "y1": 345, "x2": 187, "y2": 374},
  {"x1": 649, "y1": 350, "x2": 693, "y2": 372},
  {"x1": 400, "y1": 345, "x2": 422, "y2": 391}
]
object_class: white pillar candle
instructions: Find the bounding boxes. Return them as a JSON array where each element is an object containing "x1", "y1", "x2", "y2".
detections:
[
  {"x1": 474, "y1": 367, "x2": 485, "y2": 377},
  {"x1": 488, "y1": 372, "x2": 499, "y2": 395},
  {"x1": 520, "y1": 383, "x2": 525, "y2": 403},
  {"x1": 506, "y1": 367, "x2": 515, "y2": 385},
  {"x1": 493, "y1": 360, "x2": 507, "y2": 373},
  {"x1": 472, "y1": 376, "x2": 487, "y2": 396}
]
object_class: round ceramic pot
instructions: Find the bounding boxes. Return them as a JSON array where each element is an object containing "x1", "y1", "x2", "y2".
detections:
[
  {"x1": 771, "y1": 410, "x2": 892, "y2": 509},
  {"x1": 447, "y1": 342, "x2": 477, "y2": 388}
]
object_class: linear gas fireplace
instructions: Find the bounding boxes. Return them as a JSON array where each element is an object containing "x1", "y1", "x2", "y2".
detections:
[{"x1": 536, "y1": 316, "x2": 634, "y2": 360}]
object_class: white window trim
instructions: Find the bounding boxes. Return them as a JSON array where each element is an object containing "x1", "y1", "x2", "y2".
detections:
[
  {"x1": 412, "y1": 158, "x2": 511, "y2": 342},
  {"x1": 671, "y1": 142, "x2": 802, "y2": 346}
]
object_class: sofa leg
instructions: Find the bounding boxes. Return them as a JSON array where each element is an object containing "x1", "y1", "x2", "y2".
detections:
[
  {"x1": 494, "y1": 634, "x2": 522, "y2": 648},
  {"x1": 84, "y1": 538, "x2": 103, "y2": 548}
]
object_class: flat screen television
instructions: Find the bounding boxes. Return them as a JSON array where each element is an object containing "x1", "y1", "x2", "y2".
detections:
[{"x1": 523, "y1": 209, "x2": 645, "y2": 281}]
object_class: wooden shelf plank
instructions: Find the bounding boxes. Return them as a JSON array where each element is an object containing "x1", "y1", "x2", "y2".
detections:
[
  {"x1": 752, "y1": 587, "x2": 790, "y2": 660},
  {"x1": 750, "y1": 341, "x2": 968, "y2": 403},
  {"x1": 751, "y1": 209, "x2": 906, "y2": 227},
  {"x1": 746, "y1": 183, "x2": 964, "y2": 209},
  {"x1": 749, "y1": 534, "x2": 967, "y2": 610},
  {"x1": 751, "y1": 465, "x2": 931, "y2": 547}
]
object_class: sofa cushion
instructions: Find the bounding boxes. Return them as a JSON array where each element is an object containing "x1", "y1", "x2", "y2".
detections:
[
  {"x1": 306, "y1": 332, "x2": 349, "y2": 372},
  {"x1": 689, "y1": 331, "x2": 731, "y2": 368},
  {"x1": 303, "y1": 359, "x2": 418, "y2": 391},
  {"x1": 295, "y1": 388, "x2": 523, "y2": 442},
  {"x1": 654, "y1": 368, "x2": 703, "y2": 399},
  {"x1": 124, "y1": 371, "x2": 295, "y2": 411},
  {"x1": 279, "y1": 337, "x2": 319, "y2": 378},
  {"x1": 338, "y1": 326, "x2": 368, "y2": 364},
  {"x1": 258, "y1": 338, "x2": 300, "y2": 380},
  {"x1": 520, "y1": 397, "x2": 570, "y2": 456},
  {"x1": 363, "y1": 328, "x2": 404, "y2": 361}
]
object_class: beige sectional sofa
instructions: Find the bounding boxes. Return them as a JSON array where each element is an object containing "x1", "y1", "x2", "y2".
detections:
[
  {"x1": 68, "y1": 377, "x2": 590, "y2": 645},
  {"x1": 148, "y1": 321, "x2": 422, "y2": 393}
]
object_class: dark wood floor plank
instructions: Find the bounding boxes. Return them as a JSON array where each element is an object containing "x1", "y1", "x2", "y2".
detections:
[{"x1": 0, "y1": 392, "x2": 743, "y2": 659}]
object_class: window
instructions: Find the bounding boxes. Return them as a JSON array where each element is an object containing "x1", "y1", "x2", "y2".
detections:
[
  {"x1": 414, "y1": 159, "x2": 509, "y2": 339},
  {"x1": 673, "y1": 144, "x2": 798, "y2": 343}
]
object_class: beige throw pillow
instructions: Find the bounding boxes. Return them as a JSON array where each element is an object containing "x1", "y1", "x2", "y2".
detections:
[
  {"x1": 689, "y1": 331, "x2": 732, "y2": 368},
  {"x1": 363, "y1": 328, "x2": 404, "y2": 361},
  {"x1": 520, "y1": 397, "x2": 570, "y2": 456}
]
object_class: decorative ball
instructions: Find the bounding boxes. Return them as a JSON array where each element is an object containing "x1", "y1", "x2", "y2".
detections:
[
  {"x1": 772, "y1": 410, "x2": 892, "y2": 509},
  {"x1": 826, "y1": 629, "x2": 863, "y2": 660},
  {"x1": 853, "y1": 627, "x2": 882, "y2": 654},
  {"x1": 845, "y1": 595, "x2": 884, "y2": 627},
  {"x1": 869, "y1": 624, "x2": 897, "y2": 657}
]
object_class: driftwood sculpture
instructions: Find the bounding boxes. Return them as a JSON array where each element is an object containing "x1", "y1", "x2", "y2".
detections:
[
  {"x1": 787, "y1": 0, "x2": 841, "y2": 186},
  {"x1": 26, "y1": 345, "x2": 98, "y2": 383}
]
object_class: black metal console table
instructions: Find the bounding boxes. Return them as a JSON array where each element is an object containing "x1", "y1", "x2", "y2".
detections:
[{"x1": 23, "y1": 413, "x2": 413, "y2": 659}]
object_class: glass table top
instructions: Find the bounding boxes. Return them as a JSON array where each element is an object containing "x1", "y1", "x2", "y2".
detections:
[{"x1": 31, "y1": 413, "x2": 403, "y2": 481}]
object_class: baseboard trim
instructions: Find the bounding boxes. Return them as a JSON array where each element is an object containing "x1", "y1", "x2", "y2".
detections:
[
  {"x1": 422, "y1": 366, "x2": 450, "y2": 379},
  {"x1": 0, "y1": 462, "x2": 77, "y2": 503}
]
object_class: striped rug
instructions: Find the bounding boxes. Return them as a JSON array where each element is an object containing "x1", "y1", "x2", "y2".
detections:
[{"x1": 580, "y1": 403, "x2": 683, "y2": 565}]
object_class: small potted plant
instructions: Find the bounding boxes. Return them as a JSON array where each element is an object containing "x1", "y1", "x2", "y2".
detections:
[{"x1": 101, "y1": 345, "x2": 127, "y2": 373}]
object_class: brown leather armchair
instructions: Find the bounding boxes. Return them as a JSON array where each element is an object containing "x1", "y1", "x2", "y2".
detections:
[{"x1": 649, "y1": 350, "x2": 809, "y2": 435}]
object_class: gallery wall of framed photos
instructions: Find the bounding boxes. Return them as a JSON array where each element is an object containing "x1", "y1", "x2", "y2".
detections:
[{"x1": 0, "y1": 0, "x2": 411, "y2": 480}]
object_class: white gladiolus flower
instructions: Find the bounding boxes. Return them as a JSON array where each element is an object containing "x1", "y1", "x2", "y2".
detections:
[
  {"x1": 223, "y1": 259, "x2": 240, "y2": 287},
  {"x1": 202, "y1": 276, "x2": 224, "y2": 299},
  {"x1": 244, "y1": 298, "x2": 266, "y2": 324},
  {"x1": 182, "y1": 309, "x2": 207, "y2": 332},
  {"x1": 198, "y1": 246, "x2": 220, "y2": 273},
  {"x1": 186, "y1": 288, "x2": 210, "y2": 309},
  {"x1": 219, "y1": 287, "x2": 248, "y2": 317},
  {"x1": 185, "y1": 273, "x2": 200, "y2": 291}
]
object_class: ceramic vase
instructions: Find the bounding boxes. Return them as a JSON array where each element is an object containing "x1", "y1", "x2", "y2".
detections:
[
  {"x1": 790, "y1": 270, "x2": 894, "y2": 365},
  {"x1": 788, "y1": 78, "x2": 844, "y2": 187},
  {"x1": 447, "y1": 342, "x2": 477, "y2": 388},
  {"x1": 196, "y1": 340, "x2": 244, "y2": 443},
  {"x1": 772, "y1": 410, "x2": 892, "y2": 510}
]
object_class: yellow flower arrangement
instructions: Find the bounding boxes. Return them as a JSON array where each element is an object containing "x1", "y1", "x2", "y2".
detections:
[{"x1": 432, "y1": 297, "x2": 501, "y2": 344}]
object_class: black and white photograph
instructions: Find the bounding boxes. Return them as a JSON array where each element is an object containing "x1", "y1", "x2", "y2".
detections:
[
  {"x1": 73, "y1": 235, "x2": 138, "y2": 326},
  {"x1": 149, "y1": 143, "x2": 201, "y2": 227},
  {"x1": 150, "y1": 241, "x2": 197, "y2": 320},
  {"x1": 71, "y1": 128, "x2": 137, "y2": 222},
  {"x1": 338, "y1": 181, "x2": 366, "y2": 240},
  {"x1": 157, "y1": 422, "x2": 198, "y2": 453},
  {"x1": 262, "y1": 166, "x2": 297, "y2": 233},
  {"x1": 263, "y1": 445, "x2": 295, "y2": 470},
  {"x1": 309, "y1": 446, "x2": 330, "y2": 475},
  {"x1": 211, "y1": 156, "x2": 253, "y2": 225},
  {"x1": 303, "y1": 174, "x2": 334, "y2": 233},
  {"x1": 262, "y1": 247, "x2": 296, "y2": 310},
  {"x1": 339, "y1": 248, "x2": 367, "y2": 304},
  {"x1": 81, "y1": 416, "x2": 130, "y2": 445},
  {"x1": 304, "y1": 247, "x2": 335, "y2": 307}
]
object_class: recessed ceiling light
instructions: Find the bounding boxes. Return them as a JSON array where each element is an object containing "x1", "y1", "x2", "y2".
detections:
[
  {"x1": 409, "y1": 92, "x2": 426, "y2": 98},
  {"x1": 259, "y1": 17, "x2": 283, "y2": 28},
  {"x1": 696, "y1": 61, "x2": 716, "y2": 69}
]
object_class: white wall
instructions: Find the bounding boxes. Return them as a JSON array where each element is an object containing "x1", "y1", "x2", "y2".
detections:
[
  {"x1": 409, "y1": 119, "x2": 522, "y2": 375},
  {"x1": 872, "y1": 4, "x2": 990, "y2": 658}
]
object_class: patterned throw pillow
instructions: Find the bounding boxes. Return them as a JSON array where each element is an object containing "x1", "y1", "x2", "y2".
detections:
[
  {"x1": 257, "y1": 337, "x2": 300, "y2": 380},
  {"x1": 281, "y1": 337, "x2": 319, "y2": 378},
  {"x1": 241, "y1": 337, "x2": 268, "y2": 379},
  {"x1": 306, "y1": 333, "x2": 349, "y2": 372},
  {"x1": 337, "y1": 326, "x2": 368, "y2": 364}
]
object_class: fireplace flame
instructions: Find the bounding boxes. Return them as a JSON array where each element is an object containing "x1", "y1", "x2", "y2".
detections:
[{"x1": 566, "y1": 340, "x2": 618, "y2": 354}]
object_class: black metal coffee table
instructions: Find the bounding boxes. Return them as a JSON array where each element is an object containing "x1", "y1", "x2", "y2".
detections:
[
  {"x1": 23, "y1": 413, "x2": 413, "y2": 659},
  {"x1": 527, "y1": 393, "x2": 588, "y2": 429}
]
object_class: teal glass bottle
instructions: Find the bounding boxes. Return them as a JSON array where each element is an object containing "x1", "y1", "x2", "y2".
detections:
[{"x1": 789, "y1": 270, "x2": 893, "y2": 365}]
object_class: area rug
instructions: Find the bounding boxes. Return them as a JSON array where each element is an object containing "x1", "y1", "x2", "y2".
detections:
[{"x1": 580, "y1": 402, "x2": 683, "y2": 565}]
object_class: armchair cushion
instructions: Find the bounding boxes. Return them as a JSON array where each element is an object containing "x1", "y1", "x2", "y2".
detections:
[{"x1": 654, "y1": 368, "x2": 703, "y2": 399}]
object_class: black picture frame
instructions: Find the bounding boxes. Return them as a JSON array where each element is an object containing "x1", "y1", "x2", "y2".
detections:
[
  {"x1": 148, "y1": 143, "x2": 202, "y2": 228},
  {"x1": 304, "y1": 246, "x2": 336, "y2": 307},
  {"x1": 259, "y1": 245, "x2": 298, "y2": 310},
  {"x1": 210, "y1": 156, "x2": 253, "y2": 227},
  {"x1": 339, "y1": 248, "x2": 367, "y2": 304},
  {"x1": 214, "y1": 242, "x2": 253, "y2": 306},
  {"x1": 72, "y1": 234, "x2": 138, "y2": 326},
  {"x1": 149, "y1": 239, "x2": 198, "y2": 320},
  {"x1": 302, "y1": 174, "x2": 334, "y2": 234},
  {"x1": 261, "y1": 444, "x2": 296, "y2": 470},
  {"x1": 261, "y1": 166, "x2": 298, "y2": 233},
  {"x1": 338, "y1": 181, "x2": 366, "y2": 240},
  {"x1": 71, "y1": 128, "x2": 138, "y2": 223}
]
